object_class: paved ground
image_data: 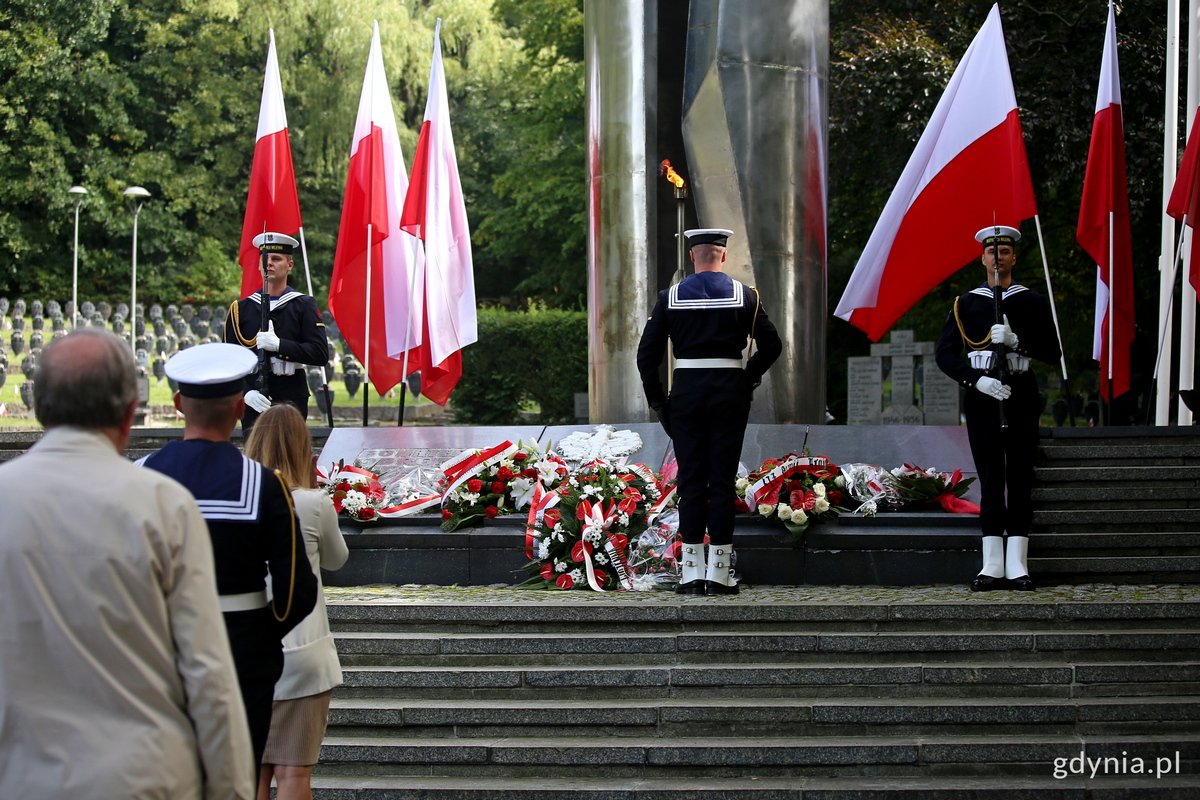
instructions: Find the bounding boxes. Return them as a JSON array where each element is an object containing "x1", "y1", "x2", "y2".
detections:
[{"x1": 326, "y1": 582, "x2": 1199, "y2": 605}]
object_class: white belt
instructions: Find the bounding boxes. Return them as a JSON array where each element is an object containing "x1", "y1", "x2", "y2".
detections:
[
  {"x1": 967, "y1": 351, "x2": 1030, "y2": 374},
  {"x1": 219, "y1": 590, "x2": 268, "y2": 613},
  {"x1": 674, "y1": 358, "x2": 742, "y2": 369}
]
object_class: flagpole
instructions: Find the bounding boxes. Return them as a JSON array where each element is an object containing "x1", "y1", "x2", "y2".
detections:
[
  {"x1": 1158, "y1": 0, "x2": 1182, "y2": 425},
  {"x1": 1150, "y1": 222, "x2": 1188, "y2": 396},
  {"x1": 1032, "y1": 214, "x2": 1074, "y2": 425},
  {"x1": 397, "y1": 238, "x2": 424, "y2": 426},
  {"x1": 1180, "y1": 0, "x2": 1200, "y2": 426},
  {"x1": 297, "y1": 226, "x2": 334, "y2": 427},
  {"x1": 363, "y1": 223, "x2": 372, "y2": 427},
  {"x1": 297, "y1": 227, "x2": 314, "y2": 296}
]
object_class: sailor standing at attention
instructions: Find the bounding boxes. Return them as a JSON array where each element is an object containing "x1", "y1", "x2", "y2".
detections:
[
  {"x1": 637, "y1": 228, "x2": 782, "y2": 596},
  {"x1": 224, "y1": 231, "x2": 328, "y2": 429},
  {"x1": 935, "y1": 225, "x2": 1061, "y2": 591}
]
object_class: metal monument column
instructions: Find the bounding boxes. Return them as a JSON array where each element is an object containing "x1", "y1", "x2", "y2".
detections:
[{"x1": 682, "y1": 0, "x2": 829, "y2": 423}]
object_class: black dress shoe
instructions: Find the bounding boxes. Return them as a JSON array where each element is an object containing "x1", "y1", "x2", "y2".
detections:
[
  {"x1": 675, "y1": 579, "x2": 706, "y2": 595},
  {"x1": 705, "y1": 580, "x2": 740, "y2": 596},
  {"x1": 970, "y1": 574, "x2": 1008, "y2": 592},
  {"x1": 1008, "y1": 574, "x2": 1036, "y2": 591}
]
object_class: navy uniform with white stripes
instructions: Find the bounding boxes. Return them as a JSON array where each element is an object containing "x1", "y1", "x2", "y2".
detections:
[
  {"x1": 139, "y1": 342, "x2": 318, "y2": 766},
  {"x1": 637, "y1": 229, "x2": 781, "y2": 595},
  {"x1": 935, "y1": 225, "x2": 1060, "y2": 591},
  {"x1": 224, "y1": 287, "x2": 328, "y2": 427}
]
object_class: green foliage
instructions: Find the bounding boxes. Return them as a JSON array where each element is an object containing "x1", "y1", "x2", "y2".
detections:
[{"x1": 453, "y1": 304, "x2": 586, "y2": 424}]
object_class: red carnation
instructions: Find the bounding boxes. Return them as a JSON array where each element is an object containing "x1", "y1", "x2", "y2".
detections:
[
  {"x1": 334, "y1": 481, "x2": 352, "y2": 493},
  {"x1": 497, "y1": 467, "x2": 515, "y2": 481},
  {"x1": 521, "y1": 468, "x2": 539, "y2": 478},
  {"x1": 358, "y1": 507, "x2": 377, "y2": 521},
  {"x1": 441, "y1": 508, "x2": 453, "y2": 520},
  {"x1": 467, "y1": 479, "x2": 483, "y2": 493},
  {"x1": 555, "y1": 574, "x2": 575, "y2": 590},
  {"x1": 484, "y1": 506, "x2": 500, "y2": 518},
  {"x1": 513, "y1": 451, "x2": 529, "y2": 462}
]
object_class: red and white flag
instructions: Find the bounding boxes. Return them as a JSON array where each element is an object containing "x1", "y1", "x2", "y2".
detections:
[
  {"x1": 328, "y1": 21, "x2": 421, "y2": 396},
  {"x1": 1077, "y1": 0, "x2": 1134, "y2": 403},
  {"x1": 834, "y1": 4, "x2": 1036, "y2": 342},
  {"x1": 396, "y1": 19, "x2": 477, "y2": 406},
  {"x1": 1167, "y1": 108, "x2": 1200, "y2": 296},
  {"x1": 238, "y1": 30, "x2": 303, "y2": 299}
]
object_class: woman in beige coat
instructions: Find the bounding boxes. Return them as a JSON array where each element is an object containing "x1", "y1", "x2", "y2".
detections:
[{"x1": 245, "y1": 405, "x2": 349, "y2": 800}]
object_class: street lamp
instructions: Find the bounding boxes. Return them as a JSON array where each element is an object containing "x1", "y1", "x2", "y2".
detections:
[
  {"x1": 123, "y1": 186, "x2": 151, "y2": 353},
  {"x1": 68, "y1": 186, "x2": 87, "y2": 329}
]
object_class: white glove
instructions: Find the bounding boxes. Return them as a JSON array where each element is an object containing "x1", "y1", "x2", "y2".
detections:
[
  {"x1": 975, "y1": 376, "x2": 1012, "y2": 401},
  {"x1": 257, "y1": 321, "x2": 280, "y2": 352},
  {"x1": 244, "y1": 389, "x2": 272, "y2": 413},
  {"x1": 990, "y1": 314, "x2": 1019, "y2": 349}
]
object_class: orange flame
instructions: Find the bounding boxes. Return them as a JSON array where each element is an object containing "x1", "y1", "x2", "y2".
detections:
[{"x1": 659, "y1": 159, "x2": 685, "y2": 189}]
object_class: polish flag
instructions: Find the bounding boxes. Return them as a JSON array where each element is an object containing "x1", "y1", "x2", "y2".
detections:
[
  {"x1": 1167, "y1": 107, "x2": 1200, "y2": 296},
  {"x1": 238, "y1": 30, "x2": 303, "y2": 299},
  {"x1": 328, "y1": 22, "x2": 421, "y2": 396},
  {"x1": 396, "y1": 19, "x2": 477, "y2": 406},
  {"x1": 834, "y1": 4, "x2": 1036, "y2": 342},
  {"x1": 1077, "y1": 1, "x2": 1134, "y2": 403}
]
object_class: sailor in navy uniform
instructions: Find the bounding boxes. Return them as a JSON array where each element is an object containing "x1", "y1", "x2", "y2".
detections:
[
  {"x1": 935, "y1": 225, "x2": 1061, "y2": 591},
  {"x1": 224, "y1": 232, "x2": 328, "y2": 429},
  {"x1": 637, "y1": 228, "x2": 782, "y2": 596},
  {"x1": 139, "y1": 343, "x2": 318, "y2": 766}
]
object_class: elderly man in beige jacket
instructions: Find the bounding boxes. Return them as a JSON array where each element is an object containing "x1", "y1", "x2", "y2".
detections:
[{"x1": 0, "y1": 330, "x2": 254, "y2": 799}]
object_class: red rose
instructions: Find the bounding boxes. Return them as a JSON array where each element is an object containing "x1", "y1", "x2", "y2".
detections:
[
  {"x1": 484, "y1": 506, "x2": 500, "y2": 518},
  {"x1": 513, "y1": 451, "x2": 529, "y2": 462},
  {"x1": 543, "y1": 508, "x2": 562, "y2": 527},
  {"x1": 734, "y1": 499, "x2": 749, "y2": 513},
  {"x1": 334, "y1": 481, "x2": 352, "y2": 493},
  {"x1": 521, "y1": 468, "x2": 539, "y2": 478},
  {"x1": 491, "y1": 481, "x2": 506, "y2": 495},
  {"x1": 540, "y1": 563, "x2": 555, "y2": 581},
  {"x1": 828, "y1": 490, "x2": 844, "y2": 505},
  {"x1": 358, "y1": 507, "x2": 377, "y2": 521},
  {"x1": 497, "y1": 467, "x2": 515, "y2": 481},
  {"x1": 441, "y1": 508, "x2": 453, "y2": 520},
  {"x1": 467, "y1": 479, "x2": 483, "y2": 493},
  {"x1": 555, "y1": 574, "x2": 575, "y2": 589},
  {"x1": 571, "y1": 540, "x2": 592, "y2": 562}
]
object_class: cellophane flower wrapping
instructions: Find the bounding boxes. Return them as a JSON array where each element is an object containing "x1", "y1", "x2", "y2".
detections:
[
  {"x1": 838, "y1": 463, "x2": 904, "y2": 517},
  {"x1": 626, "y1": 509, "x2": 681, "y2": 590}
]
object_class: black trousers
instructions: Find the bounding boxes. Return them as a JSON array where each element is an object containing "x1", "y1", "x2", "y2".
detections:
[
  {"x1": 963, "y1": 373, "x2": 1041, "y2": 538},
  {"x1": 225, "y1": 608, "x2": 285, "y2": 768},
  {"x1": 664, "y1": 369, "x2": 751, "y2": 546}
]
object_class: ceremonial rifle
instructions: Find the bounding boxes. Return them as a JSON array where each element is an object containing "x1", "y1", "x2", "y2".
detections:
[
  {"x1": 258, "y1": 246, "x2": 271, "y2": 400},
  {"x1": 990, "y1": 225, "x2": 1008, "y2": 430}
]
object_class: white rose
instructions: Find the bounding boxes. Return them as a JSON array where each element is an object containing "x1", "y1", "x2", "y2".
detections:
[
  {"x1": 757, "y1": 503, "x2": 775, "y2": 517},
  {"x1": 814, "y1": 498, "x2": 830, "y2": 513},
  {"x1": 791, "y1": 508, "x2": 808, "y2": 525},
  {"x1": 776, "y1": 503, "x2": 790, "y2": 518},
  {"x1": 813, "y1": 483, "x2": 826, "y2": 498},
  {"x1": 735, "y1": 477, "x2": 750, "y2": 492}
]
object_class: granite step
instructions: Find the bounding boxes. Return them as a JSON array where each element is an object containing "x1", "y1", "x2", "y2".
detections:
[
  {"x1": 313, "y1": 733, "x2": 1200, "y2": 779},
  {"x1": 1032, "y1": 508, "x2": 1200, "y2": 533},
  {"x1": 336, "y1": 660, "x2": 1200, "y2": 701},
  {"x1": 325, "y1": 695, "x2": 1200, "y2": 738},
  {"x1": 310, "y1": 773, "x2": 1200, "y2": 799},
  {"x1": 1029, "y1": 532, "x2": 1200, "y2": 553},
  {"x1": 1034, "y1": 442, "x2": 1200, "y2": 467},
  {"x1": 1032, "y1": 464, "x2": 1200, "y2": 485}
]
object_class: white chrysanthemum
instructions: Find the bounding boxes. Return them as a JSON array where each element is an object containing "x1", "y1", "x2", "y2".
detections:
[
  {"x1": 553, "y1": 523, "x2": 565, "y2": 534},
  {"x1": 553, "y1": 531, "x2": 566, "y2": 542},
  {"x1": 342, "y1": 490, "x2": 368, "y2": 512},
  {"x1": 814, "y1": 498, "x2": 830, "y2": 513},
  {"x1": 569, "y1": 569, "x2": 584, "y2": 582},
  {"x1": 537, "y1": 540, "x2": 551, "y2": 560},
  {"x1": 555, "y1": 559, "x2": 568, "y2": 573},
  {"x1": 581, "y1": 484, "x2": 601, "y2": 497},
  {"x1": 593, "y1": 552, "x2": 609, "y2": 566},
  {"x1": 583, "y1": 528, "x2": 603, "y2": 545},
  {"x1": 617, "y1": 512, "x2": 630, "y2": 527},
  {"x1": 757, "y1": 503, "x2": 775, "y2": 517},
  {"x1": 735, "y1": 477, "x2": 750, "y2": 492},
  {"x1": 813, "y1": 483, "x2": 826, "y2": 498}
]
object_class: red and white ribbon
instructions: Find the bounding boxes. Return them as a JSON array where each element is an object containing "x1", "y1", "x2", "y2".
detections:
[
  {"x1": 744, "y1": 454, "x2": 829, "y2": 507},
  {"x1": 440, "y1": 441, "x2": 519, "y2": 505}
]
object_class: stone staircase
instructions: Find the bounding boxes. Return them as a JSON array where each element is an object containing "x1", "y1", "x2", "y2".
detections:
[
  {"x1": 1032, "y1": 428, "x2": 1200, "y2": 585},
  {"x1": 313, "y1": 587, "x2": 1200, "y2": 798}
]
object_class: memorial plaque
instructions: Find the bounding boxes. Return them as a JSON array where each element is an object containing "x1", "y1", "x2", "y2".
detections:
[
  {"x1": 846, "y1": 357, "x2": 882, "y2": 425},
  {"x1": 923, "y1": 368, "x2": 962, "y2": 425},
  {"x1": 889, "y1": 354, "x2": 915, "y2": 409},
  {"x1": 318, "y1": 426, "x2": 546, "y2": 477}
]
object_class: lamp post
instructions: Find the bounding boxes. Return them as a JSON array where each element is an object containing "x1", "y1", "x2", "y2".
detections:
[
  {"x1": 123, "y1": 186, "x2": 150, "y2": 353},
  {"x1": 68, "y1": 186, "x2": 87, "y2": 329}
]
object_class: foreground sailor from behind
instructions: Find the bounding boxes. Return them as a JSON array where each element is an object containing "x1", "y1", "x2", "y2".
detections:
[
  {"x1": 637, "y1": 228, "x2": 782, "y2": 596},
  {"x1": 139, "y1": 342, "x2": 318, "y2": 768},
  {"x1": 224, "y1": 231, "x2": 329, "y2": 429},
  {"x1": 0, "y1": 330, "x2": 254, "y2": 799},
  {"x1": 935, "y1": 225, "x2": 1061, "y2": 591}
]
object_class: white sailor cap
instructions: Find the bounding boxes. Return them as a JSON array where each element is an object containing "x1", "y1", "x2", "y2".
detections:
[
  {"x1": 251, "y1": 231, "x2": 299, "y2": 254},
  {"x1": 165, "y1": 342, "x2": 257, "y2": 399},
  {"x1": 974, "y1": 225, "x2": 1021, "y2": 247},
  {"x1": 684, "y1": 228, "x2": 734, "y2": 248}
]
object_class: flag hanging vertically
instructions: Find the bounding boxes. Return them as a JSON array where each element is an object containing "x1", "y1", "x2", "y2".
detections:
[
  {"x1": 834, "y1": 3, "x2": 1037, "y2": 342},
  {"x1": 1167, "y1": 110, "x2": 1200, "y2": 295},
  {"x1": 328, "y1": 21, "x2": 420, "y2": 396},
  {"x1": 1077, "y1": 0, "x2": 1134, "y2": 403},
  {"x1": 396, "y1": 19, "x2": 478, "y2": 406},
  {"x1": 238, "y1": 30, "x2": 303, "y2": 299}
]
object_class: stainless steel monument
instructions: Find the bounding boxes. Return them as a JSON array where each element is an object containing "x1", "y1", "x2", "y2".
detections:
[{"x1": 585, "y1": 0, "x2": 829, "y2": 423}]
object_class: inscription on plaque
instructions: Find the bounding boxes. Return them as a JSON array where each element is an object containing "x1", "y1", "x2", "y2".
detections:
[{"x1": 846, "y1": 357, "x2": 882, "y2": 425}]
